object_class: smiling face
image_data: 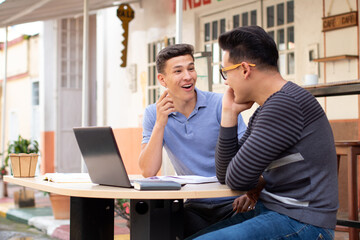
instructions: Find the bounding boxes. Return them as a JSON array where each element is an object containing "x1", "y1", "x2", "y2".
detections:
[{"x1": 157, "y1": 54, "x2": 197, "y2": 103}]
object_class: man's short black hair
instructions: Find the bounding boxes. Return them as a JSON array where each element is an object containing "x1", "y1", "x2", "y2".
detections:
[
  {"x1": 219, "y1": 26, "x2": 278, "y2": 70},
  {"x1": 156, "y1": 43, "x2": 194, "y2": 74}
]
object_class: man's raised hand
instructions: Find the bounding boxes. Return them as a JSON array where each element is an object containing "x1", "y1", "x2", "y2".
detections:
[{"x1": 156, "y1": 90, "x2": 176, "y2": 128}]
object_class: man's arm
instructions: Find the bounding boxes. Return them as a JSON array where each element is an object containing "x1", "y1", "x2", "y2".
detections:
[
  {"x1": 139, "y1": 90, "x2": 175, "y2": 177},
  {"x1": 138, "y1": 125, "x2": 165, "y2": 177},
  {"x1": 216, "y1": 87, "x2": 254, "y2": 183},
  {"x1": 217, "y1": 92, "x2": 303, "y2": 190}
]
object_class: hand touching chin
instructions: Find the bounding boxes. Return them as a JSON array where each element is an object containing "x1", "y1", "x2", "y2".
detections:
[{"x1": 233, "y1": 101, "x2": 255, "y2": 114}]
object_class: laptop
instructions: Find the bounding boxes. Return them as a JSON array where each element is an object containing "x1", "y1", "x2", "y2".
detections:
[{"x1": 73, "y1": 126, "x2": 133, "y2": 188}]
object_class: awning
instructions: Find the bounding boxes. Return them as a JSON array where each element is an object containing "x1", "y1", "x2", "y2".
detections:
[{"x1": 0, "y1": 0, "x2": 131, "y2": 28}]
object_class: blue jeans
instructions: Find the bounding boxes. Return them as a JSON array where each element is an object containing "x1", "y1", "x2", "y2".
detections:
[
  {"x1": 187, "y1": 201, "x2": 334, "y2": 240},
  {"x1": 183, "y1": 198, "x2": 235, "y2": 237}
]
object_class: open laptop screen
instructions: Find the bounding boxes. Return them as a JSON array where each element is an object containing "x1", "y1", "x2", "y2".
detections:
[{"x1": 73, "y1": 126, "x2": 133, "y2": 188}]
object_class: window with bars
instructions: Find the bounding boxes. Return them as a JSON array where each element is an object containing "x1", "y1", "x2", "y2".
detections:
[
  {"x1": 147, "y1": 37, "x2": 175, "y2": 105},
  {"x1": 204, "y1": 18, "x2": 227, "y2": 85},
  {"x1": 60, "y1": 18, "x2": 83, "y2": 89},
  {"x1": 266, "y1": 0, "x2": 294, "y2": 76},
  {"x1": 233, "y1": 10, "x2": 257, "y2": 29}
]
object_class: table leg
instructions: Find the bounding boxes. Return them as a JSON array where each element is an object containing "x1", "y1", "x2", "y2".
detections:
[
  {"x1": 130, "y1": 199, "x2": 183, "y2": 240},
  {"x1": 70, "y1": 197, "x2": 114, "y2": 240}
]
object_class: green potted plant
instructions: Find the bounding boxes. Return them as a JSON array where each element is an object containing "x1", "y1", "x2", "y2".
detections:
[
  {"x1": 5, "y1": 135, "x2": 39, "y2": 170},
  {"x1": 5, "y1": 136, "x2": 39, "y2": 207},
  {"x1": 1, "y1": 136, "x2": 39, "y2": 177}
]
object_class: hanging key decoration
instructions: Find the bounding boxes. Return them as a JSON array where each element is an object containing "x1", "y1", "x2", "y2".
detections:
[{"x1": 117, "y1": 4, "x2": 135, "y2": 67}]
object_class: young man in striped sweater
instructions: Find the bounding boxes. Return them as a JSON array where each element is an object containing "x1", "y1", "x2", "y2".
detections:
[{"x1": 190, "y1": 26, "x2": 338, "y2": 240}]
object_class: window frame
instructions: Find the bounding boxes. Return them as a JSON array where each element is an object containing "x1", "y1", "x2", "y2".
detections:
[
  {"x1": 59, "y1": 18, "x2": 83, "y2": 89},
  {"x1": 265, "y1": 0, "x2": 295, "y2": 77},
  {"x1": 146, "y1": 37, "x2": 175, "y2": 105}
]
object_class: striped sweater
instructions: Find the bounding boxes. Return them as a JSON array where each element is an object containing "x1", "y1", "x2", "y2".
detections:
[{"x1": 215, "y1": 81, "x2": 339, "y2": 229}]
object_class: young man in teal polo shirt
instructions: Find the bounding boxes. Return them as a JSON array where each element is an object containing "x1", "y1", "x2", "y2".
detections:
[{"x1": 139, "y1": 44, "x2": 249, "y2": 237}]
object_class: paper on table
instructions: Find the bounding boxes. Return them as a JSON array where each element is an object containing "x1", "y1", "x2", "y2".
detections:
[
  {"x1": 146, "y1": 175, "x2": 218, "y2": 185},
  {"x1": 43, "y1": 173, "x2": 92, "y2": 183}
]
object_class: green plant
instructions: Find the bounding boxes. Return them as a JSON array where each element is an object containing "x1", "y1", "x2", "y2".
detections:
[
  {"x1": 115, "y1": 198, "x2": 130, "y2": 221},
  {"x1": 4, "y1": 135, "x2": 39, "y2": 168}
]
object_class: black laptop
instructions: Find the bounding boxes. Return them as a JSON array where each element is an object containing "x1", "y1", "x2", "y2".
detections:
[{"x1": 73, "y1": 126, "x2": 133, "y2": 188}]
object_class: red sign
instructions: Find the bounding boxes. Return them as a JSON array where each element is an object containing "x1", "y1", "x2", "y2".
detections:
[{"x1": 172, "y1": 0, "x2": 212, "y2": 13}]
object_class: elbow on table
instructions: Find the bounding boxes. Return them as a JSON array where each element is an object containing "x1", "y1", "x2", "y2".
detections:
[
  {"x1": 139, "y1": 160, "x2": 160, "y2": 178},
  {"x1": 225, "y1": 179, "x2": 253, "y2": 191},
  {"x1": 216, "y1": 174, "x2": 226, "y2": 184},
  {"x1": 140, "y1": 168, "x2": 158, "y2": 178}
]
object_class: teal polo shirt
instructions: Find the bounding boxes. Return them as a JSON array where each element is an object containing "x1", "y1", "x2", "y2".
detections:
[{"x1": 142, "y1": 88, "x2": 247, "y2": 177}]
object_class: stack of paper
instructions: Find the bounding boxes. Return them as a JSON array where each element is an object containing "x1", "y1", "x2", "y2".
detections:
[{"x1": 43, "y1": 173, "x2": 92, "y2": 183}]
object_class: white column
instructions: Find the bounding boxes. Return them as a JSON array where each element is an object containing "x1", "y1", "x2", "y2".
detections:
[
  {"x1": 96, "y1": 11, "x2": 107, "y2": 126},
  {"x1": 176, "y1": 0, "x2": 183, "y2": 44},
  {"x1": 81, "y1": 0, "x2": 89, "y2": 172},
  {"x1": 1, "y1": 26, "x2": 8, "y2": 166}
]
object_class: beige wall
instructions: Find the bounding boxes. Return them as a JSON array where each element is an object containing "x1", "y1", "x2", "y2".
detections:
[
  {"x1": 0, "y1": 35, "x2": 39, "y2": 79},
  {"x1": 294, "y1": 0, "x2": 358, "y2": 120},
  {"x1": 0, "y1": 35, "x2": 39, "y2": 153},
  {"x1": 0, "y1": 38, "x2": 28, "y2": 78},
  {"x1": 322, "y1": 0, "x2": 358, "y2": 120},
  {"x1": 295, "y1": 0, "x2": 323, "y2": 84},
  {"x1": 6, "y1": 77, "x2": 33, "y2": 141},
  {"x1": 29, "y1": 36, "x2": 39, "y2": 78}
]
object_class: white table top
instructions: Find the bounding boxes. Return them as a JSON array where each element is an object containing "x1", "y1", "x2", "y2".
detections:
[{"x1": 4, "y1": 175, "x2": 243, "y2": 199}]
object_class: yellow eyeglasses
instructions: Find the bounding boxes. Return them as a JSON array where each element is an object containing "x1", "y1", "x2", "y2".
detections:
[{"x1": 220, "y1": 62, "x2": 256, "y2": 80}]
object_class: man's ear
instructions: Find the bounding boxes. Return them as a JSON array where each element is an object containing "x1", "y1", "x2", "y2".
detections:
[
  {"x1": 242, "y1": 62, "x2": 252, "y2": 79},
  {"x1": 157, "y1": 73, "x2": 167, "y2": 87}
]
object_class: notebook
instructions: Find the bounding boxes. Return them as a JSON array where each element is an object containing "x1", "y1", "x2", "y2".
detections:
[
  {"x1": 73, "y1": 126, "x2": 134, "y2": 188},
  {"x1": 132, "y1": 180, "x2": 181, "y2": 190}
]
